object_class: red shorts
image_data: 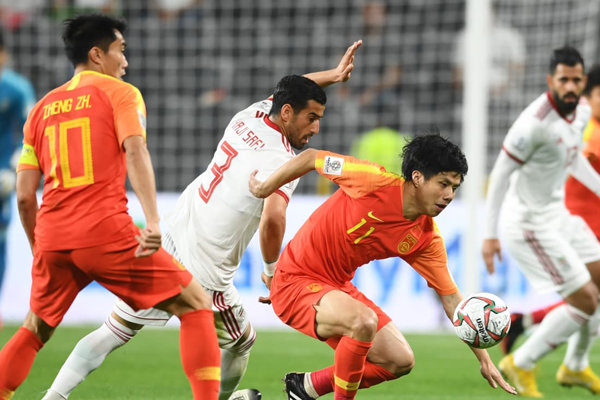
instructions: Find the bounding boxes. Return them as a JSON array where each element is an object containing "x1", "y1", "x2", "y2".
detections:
[
  {"x1": 30, "y1": 236, "x2": 192, "y2": 327},
  {"x1": 270, "y1": 268, "x2": 391, "y2": 345}
]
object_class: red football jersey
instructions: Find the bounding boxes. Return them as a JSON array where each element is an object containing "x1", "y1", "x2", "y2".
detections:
[
  {"x1": 18, "y1": 71, "x2": 146, "y2": 250},
  {"x1": 565, "y1": 116, "x2": 600, "y2": 238},
  {"x1": 277, "y1": 151, "x2": 458, "y2": 295}
]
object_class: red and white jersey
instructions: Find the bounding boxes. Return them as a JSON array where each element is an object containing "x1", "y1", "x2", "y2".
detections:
[
  {"x1": 502, "y1": 91, "x2": 590, "y2": 219},
  {"x1": 165, "y1": 98, "x2": 298, "y2": 290}
]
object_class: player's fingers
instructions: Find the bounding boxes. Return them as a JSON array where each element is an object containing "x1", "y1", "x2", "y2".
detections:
[{"x1": 258, "y1": 296, "x2": 272, "y2": 304}]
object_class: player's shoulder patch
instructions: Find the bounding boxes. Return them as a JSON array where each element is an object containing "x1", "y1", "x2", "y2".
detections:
[{"x1": 323, "y1": 155, "x2": 344, "y2": 175}]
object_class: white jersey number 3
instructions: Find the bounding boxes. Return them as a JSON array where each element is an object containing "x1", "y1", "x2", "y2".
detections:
[{"x1": 199, "y1": 141, "x2": 239, "y2": 203}]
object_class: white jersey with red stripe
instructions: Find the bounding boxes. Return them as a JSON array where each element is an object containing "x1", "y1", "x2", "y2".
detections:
[
  {"x1": 164, "y1": 98, "x2": 298, "y2": 290},
  {"x1": 502, "y1": 91, "x2": 590, "y2": 221}
]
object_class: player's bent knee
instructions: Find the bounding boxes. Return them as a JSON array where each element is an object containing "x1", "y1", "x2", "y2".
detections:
[
  {"x1": 349, "y1": 307, "x2": 378, "y2": 341},
  {"x1": 569, "y1": 283, "x2": 599, "y2": 315},
  {"x1": 23, "y1": 310, "x2": 55, "y2": 343},
  {"x1": 388, "y1": 351, "x2": 415, "y2": 378}
]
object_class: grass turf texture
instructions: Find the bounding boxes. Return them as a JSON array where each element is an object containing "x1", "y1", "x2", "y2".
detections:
[{"x1": 1, "y1": 324, "x2": 598, "y2": 399}]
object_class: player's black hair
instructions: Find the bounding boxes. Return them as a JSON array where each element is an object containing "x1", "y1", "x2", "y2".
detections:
[
  {"x1": 550, "y1": 46, "x2": 584, "y2": 74},
  {"x1": 401, "y1": 132, "x2": 468, "y2": 182},
  {"x1": 269, "y1": 75, "x2": 327, "y2": 116},
  {"x1": 0, "y1": 29, "x2": 4, "y2": 50},
  {"x1": 62, "y1": 14, "x2": 127, "y2": 67},
  {"x1": 585, "y1": 64, "x2": 600, "y2": 95}
]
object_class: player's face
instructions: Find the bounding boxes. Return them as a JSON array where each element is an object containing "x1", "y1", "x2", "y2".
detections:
[
  {"x1": 286, "y1": 100, "x2": 325, "y2": 150},
  {"x1": 102, "y1": 30, "x2": 128, "y2": 79},
  {"x1": 547, "y1": 63, "x2": 586, "y2": 115},
  {"x1": 587, "y1": 86, "x2": 600, "y2": 122},
  {"x1": 417, "y1": 171, "x2": 462, "y2": 217}
]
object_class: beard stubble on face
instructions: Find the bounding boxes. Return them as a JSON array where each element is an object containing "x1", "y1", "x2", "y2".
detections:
[{"x1": 553, "y1": 90, "x2": 580, "y2": 115}]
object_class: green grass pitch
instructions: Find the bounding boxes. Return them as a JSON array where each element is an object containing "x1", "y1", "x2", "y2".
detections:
[{"x1": 1, "y1": 324, "x2": 598, "y2": 399}]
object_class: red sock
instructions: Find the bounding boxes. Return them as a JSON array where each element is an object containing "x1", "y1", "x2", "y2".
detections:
[
  {"x1": 179, "y1": 309, "x2": 220, "y2": 400},
  {"x1": 332, "y1": 336, "x2": 372, "y2": 400},
  {"x1": 311, "y1": 361, "x2": 396, "y2": 395},
  {"x1": 532, "y1": 301, "x2": 565, "y2": 324},
  {"x1": 0, "y1": 327, "x2": 44, "y2": 399}
]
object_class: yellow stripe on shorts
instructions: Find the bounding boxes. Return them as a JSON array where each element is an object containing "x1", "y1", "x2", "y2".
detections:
[
  {"x1": 334, "y1": 375, "x2": 360, "y2": 391},
  {"x1": 0, "y1": 388, "x2": 15, "y2": 399},
  {"x1": 194, "y1": 366, "x2": 221, "y2": 381}
]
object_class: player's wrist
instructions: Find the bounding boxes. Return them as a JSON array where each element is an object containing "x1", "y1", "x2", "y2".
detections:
[{"x1": 263, "y1": 260, "x2": 277, "y2": 277}]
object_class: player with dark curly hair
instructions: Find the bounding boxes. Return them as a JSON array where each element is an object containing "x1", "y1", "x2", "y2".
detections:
[{"x1": 248, "y1": 134, "x2": 516, "y2": 399}]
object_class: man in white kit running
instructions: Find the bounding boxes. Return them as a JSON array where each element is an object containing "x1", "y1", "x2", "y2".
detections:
[
  {"x1": 42, "y1": 41, "x2": 363, "y2": 400},
  {"x1": 482, "y1": 46, "x2": 600, "y2": 398}
]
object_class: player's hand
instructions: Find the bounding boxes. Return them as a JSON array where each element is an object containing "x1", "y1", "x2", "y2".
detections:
[
  {"x1": 479, "y1": 357, "x2": 517, "y2": 395},
  {"x1": 135, "y1": 223, "x2": 162, "y2": 257},
  {"x1": 333, "y1": 40, "x2": 362, "y2": 83},
  {"x1": 482, "y1": 238, "x2": 502, "y2": 274},
  {"x1": 249, "y1": 170, "x2": 268, "y2": 198},
  {"x1": 259, "y1": 272, "x2": 273, "y2": 304}
]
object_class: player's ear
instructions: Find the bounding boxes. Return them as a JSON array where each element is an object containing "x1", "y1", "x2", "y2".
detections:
[
  {"x1": 88, "y1": 46, "x2": 104, "y2": 66},
  {"x1": 412, "y1": 170, "x2": 424, "y2": 188},
  {"x1": 280, "y1": 104, "x2": 293, "y2": 123},
  {"x1": 545, "y1": 74, "x2": 553, "y2": 89}
]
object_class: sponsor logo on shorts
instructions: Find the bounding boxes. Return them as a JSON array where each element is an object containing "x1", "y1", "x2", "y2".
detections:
[
  {"x1": 397, "y1": 233, "x2": 418, "y2": 254},
  {"x1": 323, "y1": 156, "x2": 344, "y2": 175},
  {"x1": 306, "y1": 283, "x2": 323, "y2": 292}
]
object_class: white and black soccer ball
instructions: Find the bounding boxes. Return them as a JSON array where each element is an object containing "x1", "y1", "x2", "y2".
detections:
[{"x1": 452, "y1": 292, "x2": 511, "y2": 349}]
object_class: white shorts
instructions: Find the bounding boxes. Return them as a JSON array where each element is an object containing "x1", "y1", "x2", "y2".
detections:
[
  {"x1": 113, "y1": 232, "x2": 249, "y2": 349},
  {"x1": 502, "y1": 211, "x2": 600, "y2": 297}
]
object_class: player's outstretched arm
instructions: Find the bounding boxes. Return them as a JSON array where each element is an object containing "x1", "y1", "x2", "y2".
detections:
[
  {"x1": 439, "y1": 293, "x2": 516, "y2": 395},
  {"x1": 249, "y1": 148, "x2": 318, "y2": 198},
  {"x1": 303, "y1": 40, "x2": 362, "y2": 88},
  {"x1": 124, "y1": 135, "x2": 162, "y2": 257}
]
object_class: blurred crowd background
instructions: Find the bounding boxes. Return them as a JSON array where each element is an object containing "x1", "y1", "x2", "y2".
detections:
[{"x1": 0, "y1": 0, "x2": 598, "y2": 192}]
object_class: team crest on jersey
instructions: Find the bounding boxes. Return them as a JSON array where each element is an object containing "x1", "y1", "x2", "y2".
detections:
[
  {"x1": 323, "y1": 156, "x2": 344, "y2": 175},
  {"x1": 306, "y1": 283, "x2": 323, "y2": 293},
  {"x1": 397, "y1": 233, "x2": 418, "y2": 254}
]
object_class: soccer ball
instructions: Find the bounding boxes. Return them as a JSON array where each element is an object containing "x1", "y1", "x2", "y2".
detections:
[{"x1": 452, "y1": 292, "x2": 511, "y2": 349}]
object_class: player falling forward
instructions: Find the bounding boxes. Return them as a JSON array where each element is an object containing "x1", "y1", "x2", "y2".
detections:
[
  {"x1": 249, "y1": 134, "x2": 516, "y2": 399},
  {"x1": 0, "y1": 14, "x2": 221, "y2": 400},
  {"x1": 42, "y1": 41, "x2": 363, "y2": 400},
  {"x1": 482, "y1": 46, "x2": 600, "y2": 397}
]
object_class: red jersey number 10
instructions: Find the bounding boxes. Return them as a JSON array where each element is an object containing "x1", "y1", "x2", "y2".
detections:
[
  {"x1": 44, "y1": 117, "x2": 94, "y2": 189},
  {"x1": 199, "y1": 141, "x2": 239, "y2": 203}
]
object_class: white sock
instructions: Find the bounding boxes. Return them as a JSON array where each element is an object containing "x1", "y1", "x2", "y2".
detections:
[
  {"x1": 514, "y1": 304, "x2": 590, "y2": 370},
  {"x1": 304, "y1": 373, "x2": 319, "y2": 398},
  {"x1": 43, "y1": 315, "x2": 138, "y2": 399},
  {"x1": 563, "y1": 304, "x2": 600, "y2": 371},
  {"x1": 221, "y1": 326, "x2": 256, "y2": 400}
]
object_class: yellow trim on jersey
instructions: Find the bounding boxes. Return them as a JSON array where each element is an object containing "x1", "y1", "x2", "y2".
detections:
[
  {"x1": 66, "y1": 73, "x2": 81, "y2": 91},
  {"x1": 583, "y1": 119, "x2": 596, "y2": 143},
  {"x1": 194, "y1": 366, "x2": 221, "y2": 381},
  {"x1": 316, "y1": 154, "x2": 397, "y2": 178},
  {"x1": 334, "y1": 375, "x2": 360, "y2": 391},
  {"x1": 18, "y1": 144, "x2": 39, "y2": 168}
]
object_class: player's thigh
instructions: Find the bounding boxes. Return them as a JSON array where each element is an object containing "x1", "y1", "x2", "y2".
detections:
[
  {"x1": 71, "y1": 240, "x2": 193, "y2": 310},
  {"x1": 113, "y1": 298, "x2": 172, "y2": 328},
  {"x1": 314, "y1": 289, "x2": 378, "y2": 339},
  {"x1": 503, "y1": 223, "x2": 591, "y2": 297},
  {"x1": 564, "y1": 214, "x2": 600, "y2": 287},
  {"x1": 30, "y1": 250, "x2": 91, "y2": 328},
  {"x1": 367, "y1": 322, "x2": 414, "y2": 376},
  {"x1": 208, "y1": 285, "x2": 251, "y2": 349}
]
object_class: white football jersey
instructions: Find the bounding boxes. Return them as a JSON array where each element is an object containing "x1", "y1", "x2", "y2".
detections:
[
  {"x1": 165, "y1": 98, "x2": 298, "y2": 290},
  {"x1": 502, "y1": 92, "x2": 590, "y2": 221}
]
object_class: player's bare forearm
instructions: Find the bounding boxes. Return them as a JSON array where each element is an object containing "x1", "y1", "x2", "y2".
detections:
[
  {"x1": 249, "y1": 149, "x2": 318, "y2": 198},
  {"x1": 16, "y1": 169, "x2": 40, "y2": 251},
  {"x1": 304, "y1": 40, "x2": 362, "y2": 87},
  {"x1": 124, "y1": 136, "x2": 160, "y2": 227},
  {"x1": 259, "y1": 194, "x2": 287, "y2": 263},
  {"x1": 439, "y1": 292, "x2": 463, "y2": 320},
  {"x1": 124, "y1": 136, "x2": 163, "y2": 256}
]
